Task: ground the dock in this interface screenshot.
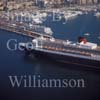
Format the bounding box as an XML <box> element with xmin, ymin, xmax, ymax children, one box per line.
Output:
<box><xmin>0</xmin><ymin>19</ymin><xmax>52</xmax><ymax>39</ymax></box>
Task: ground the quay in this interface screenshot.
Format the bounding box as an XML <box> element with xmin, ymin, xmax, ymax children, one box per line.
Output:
<box><xmin>0</xmin><ymin>20</ymin><xmax>52</xmax><ymax>39</ymax></box>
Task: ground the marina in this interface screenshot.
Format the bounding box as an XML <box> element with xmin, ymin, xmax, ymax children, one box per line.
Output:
<box><xmin>0</xmin><ymin>7</ymin><xmax>100</xmax><ymax>39</ymax></box>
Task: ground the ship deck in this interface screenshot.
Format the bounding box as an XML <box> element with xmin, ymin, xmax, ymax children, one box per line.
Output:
<box><xmin>38</xmin><ymin>38</ymin><xmax>100</xmax><ymax>59</ymax></box>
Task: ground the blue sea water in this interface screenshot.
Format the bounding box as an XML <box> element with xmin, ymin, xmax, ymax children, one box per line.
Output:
<box><xmin>44</xmin><ymin>12</ymin><xmax>100</xmax><ymax>44</ymax></box>
<box><xmin>0</xmin><ymin>13</ymin><xmax>100</xmax><ymax>100</ymax></box>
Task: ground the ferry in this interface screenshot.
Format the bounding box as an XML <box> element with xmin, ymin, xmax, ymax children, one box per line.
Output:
<box><xmin>20</xmin><ymin>36</ymin><xmax>100</xmax><ymax>69</ymax></box>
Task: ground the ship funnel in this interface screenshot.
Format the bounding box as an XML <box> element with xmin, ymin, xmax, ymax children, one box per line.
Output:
<box><xmin>78</xmin><ymin>37</ymin><xmax>87</xmax><ymax>44</ymax></box>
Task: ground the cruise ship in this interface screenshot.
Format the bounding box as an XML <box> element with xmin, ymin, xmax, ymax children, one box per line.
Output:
<box><xmin>19</xmin><ymin>36</ymin><xmax>100</xmax><ymax>69</ymax></box>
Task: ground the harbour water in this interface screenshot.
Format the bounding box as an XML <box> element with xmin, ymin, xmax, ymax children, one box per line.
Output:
<box><xmin>0</xmin><ymin>13</ymin><xmax>100</xmax><ymax>100</ymax></box>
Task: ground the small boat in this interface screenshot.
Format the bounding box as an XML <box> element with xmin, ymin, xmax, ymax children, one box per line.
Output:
<box><xmin>98</xmin><ymin>36</ymin><xmax>100</xmax><ymax>39</ymax></box>
<box><xmin>94</xmin><ymin>12</ymin><xmax>100</xmax><ymax>18</ymax></box>
<box><xmin>33</xmin><ymin>18</ymin><xmax>42</xmax><ymax>24</ymax></box>
<box><xmin>84</xmin><ymin>33</ymin><xmax>90</xmax><ymax>36</ymax></box>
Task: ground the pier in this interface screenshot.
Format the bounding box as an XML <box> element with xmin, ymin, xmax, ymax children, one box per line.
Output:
<box><xmin>0</xmin><ymin>19</ymin><xmax>52</xmax><ymax>39</ymax></box>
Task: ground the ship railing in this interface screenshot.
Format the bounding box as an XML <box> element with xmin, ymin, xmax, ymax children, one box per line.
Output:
<box><xmin>42</xmin><ymin>42</ymin><xmax>92</xmax><ymax>56</ymax></box>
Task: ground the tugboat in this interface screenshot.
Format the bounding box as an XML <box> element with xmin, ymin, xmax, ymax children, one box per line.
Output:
<box><xmin>19</xmin><ymin>36</ymin><xmax>100</xmax><ymax>69</ymax></box>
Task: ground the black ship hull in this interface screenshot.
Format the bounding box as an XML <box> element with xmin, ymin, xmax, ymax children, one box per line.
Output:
<box><xmin>28</xmin><ymin>49</ymin><xmax>100</xmax><ymax>69</ymax></box>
